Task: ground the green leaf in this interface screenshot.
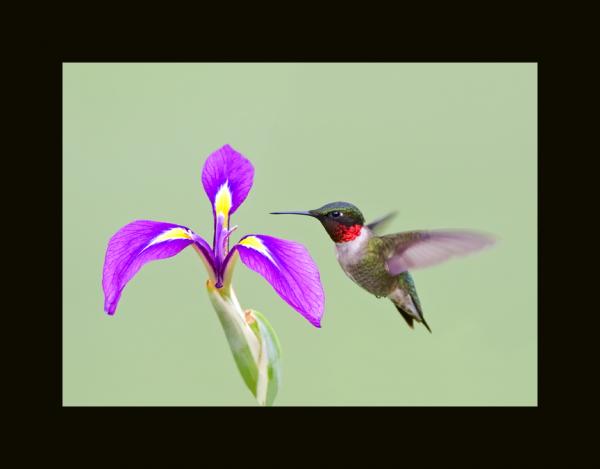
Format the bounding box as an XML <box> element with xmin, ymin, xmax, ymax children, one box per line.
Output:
<box><xmin>249</xmin><ymin>309</ymin><xmax>282</xmax><ymax>407</ymax></box>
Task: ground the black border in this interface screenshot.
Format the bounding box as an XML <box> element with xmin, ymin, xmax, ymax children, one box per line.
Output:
<box><xmin>30</xmin><ymin>56</ymin><xmax>560</xmax><ymax>459</ymax></box>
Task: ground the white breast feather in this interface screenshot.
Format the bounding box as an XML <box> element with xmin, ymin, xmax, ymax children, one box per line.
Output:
<box><xmin>335</xmin><ymin>228</ymin><xmax>371</xmax><ymax>268</ymax></box>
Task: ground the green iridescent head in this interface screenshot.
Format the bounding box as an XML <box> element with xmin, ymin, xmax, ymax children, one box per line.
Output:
<box><xmin>308</xmin><ymin>201</ymin><xmax>365</xmax><ymax>226</ymax></box>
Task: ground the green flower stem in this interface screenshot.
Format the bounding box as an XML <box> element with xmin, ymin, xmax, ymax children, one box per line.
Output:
<box><xmin>206</xmin><ymin>279</ymin><xmax>281</xmax><ymax>406</ymax></box>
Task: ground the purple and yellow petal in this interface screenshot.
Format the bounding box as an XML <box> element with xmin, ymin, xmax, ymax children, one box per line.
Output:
<box><xmin>102</xmin><ymin>220</ymin><xmax>214</xmax><ymax>315</ymax></box>
<box><xmin>235</xmin><ymin>234</ymin><xmax>325</xmax><ymax>327</ymax></box>
<box><xmin>201</xmin><ymin>144</ymin><xmax>254</xmax><ymax>223</ymax></box>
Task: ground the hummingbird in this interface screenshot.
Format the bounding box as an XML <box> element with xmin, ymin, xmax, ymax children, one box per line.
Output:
<box><xmin>271</xmin><ymin>202</ymin><xmax>494</xmax><ymax>332</ymax></box>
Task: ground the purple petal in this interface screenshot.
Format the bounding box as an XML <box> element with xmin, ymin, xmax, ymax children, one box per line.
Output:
<box><xmin>235</xmin><ymin>234</ymin><xmax>325</xmax><ymax>327</ymax></box>
<box><xmin>385</xmin><ymin>230</ymin><xmax>495</xmax><ymax>276</ymax></box>
<box><xmin>201</xmin><ymin>144</ymin><xmax>254</xmax><ymax>216</ymax></box>
<box><xmin>102</xmin><ymin>220</ymin><xmax>214</xmax><ymax>315</ymax></box>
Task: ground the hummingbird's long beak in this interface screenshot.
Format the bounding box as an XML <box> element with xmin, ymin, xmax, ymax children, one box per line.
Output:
<box><xmin>270</xmin><ymin>210</ymin><xmax>316</xmax><ymax>217</ymax></box>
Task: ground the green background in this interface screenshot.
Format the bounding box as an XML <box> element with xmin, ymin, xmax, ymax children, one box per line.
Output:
<box><xmin>63</xmin><ymin>63</ymin><xmax>536</xmax><ymax>406</ymax></box>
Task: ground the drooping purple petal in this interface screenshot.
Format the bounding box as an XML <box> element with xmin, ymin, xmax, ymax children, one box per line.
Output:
<box><xmin>201</xmin><ymin>144</ymin><xmax>254</xmax><ymax>217</ymax></box>
<box><xmin>102</xmin><ymin>220</ymin><xmax>215</xmax><ymax>315</ymax></box>
<box><xmin>234</xmin><ymin>234</ymin><xmax>325</xmax><ymax>327</ymax></box>
<box><xmin>385</xmin><ymin>230</ymin><xmax>495</xmax><ymax>276</ymax></box>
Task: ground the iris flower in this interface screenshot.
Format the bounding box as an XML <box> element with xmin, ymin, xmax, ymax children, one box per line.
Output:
<box><xmin>102</xmin><ymin>144</ymin><xmax>325</xmax><ymax>405</ymax></box>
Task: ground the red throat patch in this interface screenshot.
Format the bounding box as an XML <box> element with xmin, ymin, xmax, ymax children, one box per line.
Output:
<box><xmin>334</xmin><ymin>224</ymin><xmax>362</xmax><ymax>243</ymax></box>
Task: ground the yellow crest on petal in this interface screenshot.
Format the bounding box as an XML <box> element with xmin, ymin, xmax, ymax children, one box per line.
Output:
<box><xmin>215</xmin><ymin>182</ymin><xmax>233</xmax><ymax>227</ymax></box>
<box><xmin>239</xmin><ymin>236</ymin><xmax>276</xmax><ymax>265</ymax></box>
<box><xmin>144</xmin><ymin>227</ymin><xmax>192</xmax><ymax>251</ymax></box>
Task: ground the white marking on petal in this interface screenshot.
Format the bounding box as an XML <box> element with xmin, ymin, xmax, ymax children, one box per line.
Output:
<box><xmin>142</xmin><ymin>227</ymin><xmax>192</xmax><ymax>252</ymax></box>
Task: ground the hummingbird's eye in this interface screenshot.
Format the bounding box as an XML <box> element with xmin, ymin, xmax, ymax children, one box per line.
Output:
<box><xmin>331</xmin><ymin>211</ymin><xmax>342</xmax><ymax>218</ymax></box>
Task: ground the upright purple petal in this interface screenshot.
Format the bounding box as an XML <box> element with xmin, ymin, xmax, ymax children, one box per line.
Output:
<box><xmin>201</xmin><ymin>144</ymin><xmax>254</xmax><ymax>217</ymax></box>
<box><xmin>234</xmin><ymin>234</ymin><xmax>325</xmax><ymax>327</ymax></box>
<box><xmin>102</xmin><ymin>220</ymin><xmax>214</xmax><ymax>315</ymax></box>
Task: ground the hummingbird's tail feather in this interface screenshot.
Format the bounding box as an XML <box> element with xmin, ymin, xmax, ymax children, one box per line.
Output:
<box><xmin>390</xmin><ymin>298</ymin><xmax>432</xmax><ymax>333</ymax></box>
<box><xmin>389</xmin><ymin>274</ymin><xmax>432</xmax><ymax>333</ymax></box>
<box><xmin>420</xmin><ymin>316</ymin><xmax>432</xmax><ymax>333</ymax></box>
<box><xmin>393</xmin><ymin>302</ymin><xmax>415</xmax><ymax>329</ymax></box>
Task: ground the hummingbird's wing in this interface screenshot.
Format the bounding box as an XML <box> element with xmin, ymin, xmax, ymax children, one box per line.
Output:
<box><xmin>366</xmin><ymin>211</ymin><xmax>397</xmax><ymax>233</ymax></box>
<box><xmin>381</xmin><ymin>230</ymin><xmax>495</xmax><ymax>276</ymax></box>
